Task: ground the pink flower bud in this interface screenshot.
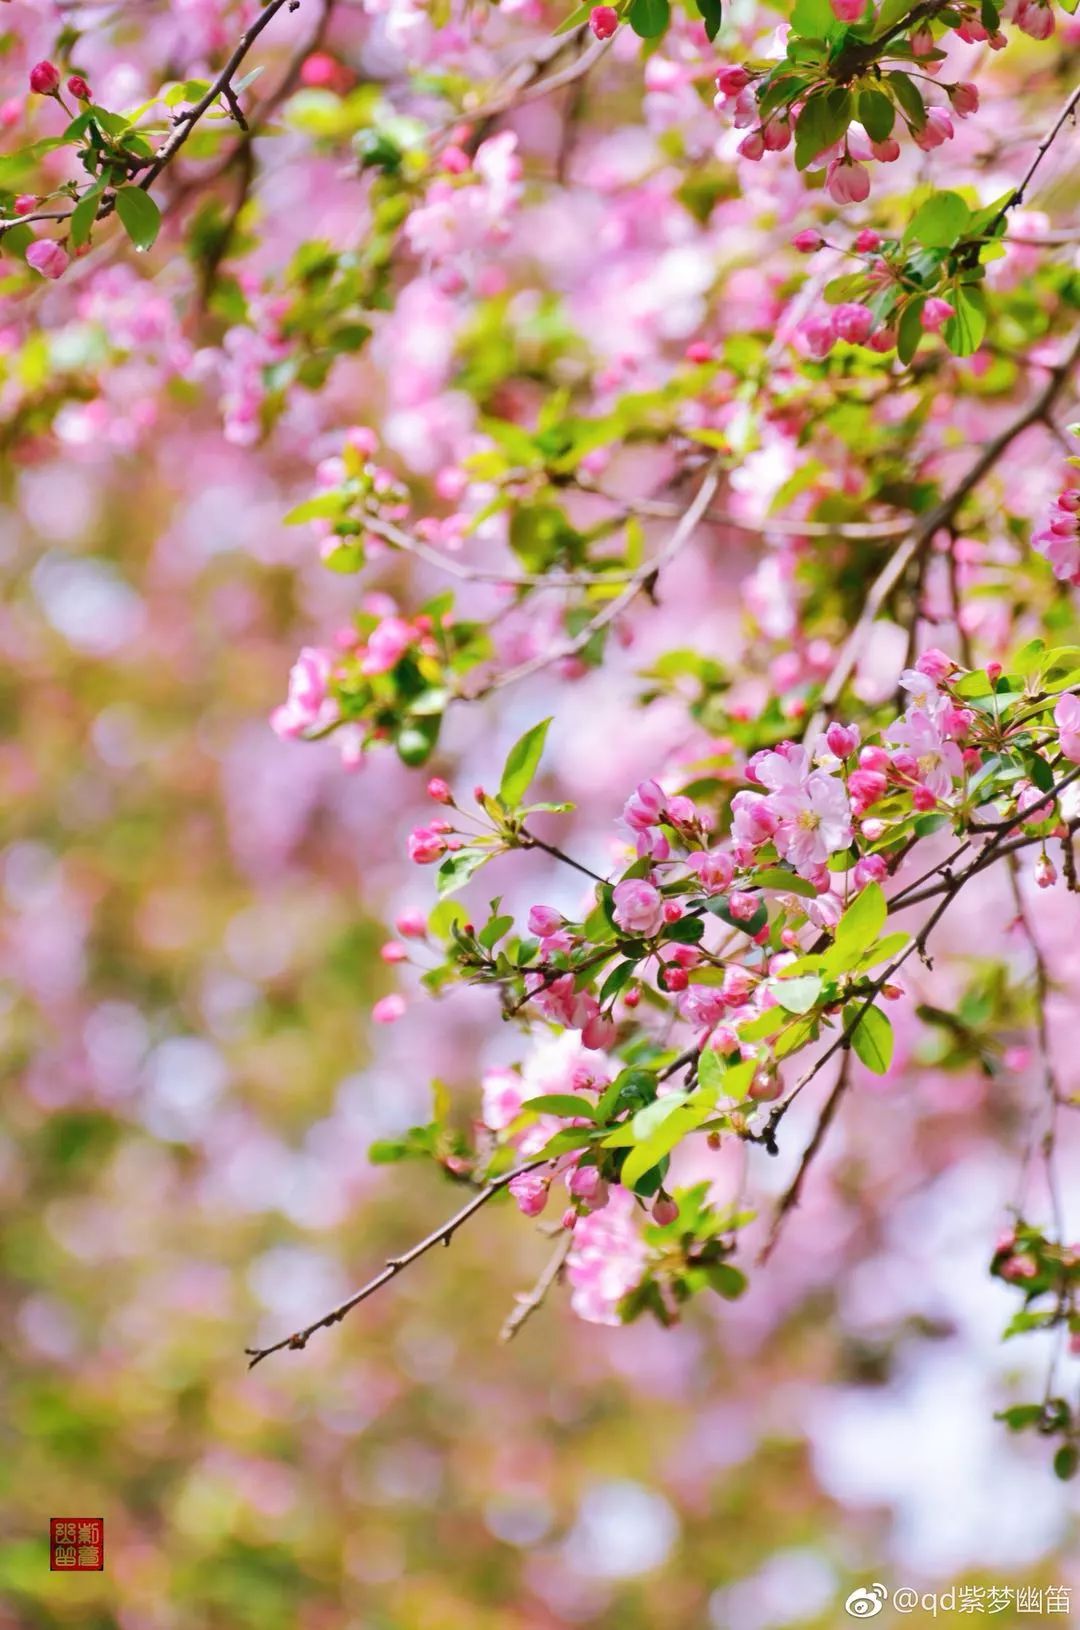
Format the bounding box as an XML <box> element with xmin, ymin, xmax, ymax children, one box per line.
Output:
<box><xmin>854</xmin><ymin>228</ymin><xmax>882</xmax><ymax>252</ymax></box>
<box><xmin>949</xmin><ymin>81</ymin><xmax>979</xmax><ymax>117</ymax></box>
<box><xmin>662</xmin><ymin>900</ymin><xmax>683</xmax><ymax>924</ymax></box>
<box><xmin>715</xmin><ymin>65</ymin><xmax>750</xmax><ymax>97</ymax></box>
<box><xmin>29</xmin><ymin>60</ymin><xmax>60</xmax><ymax>95</ymax></box>
<box><xmin>832</xmin><ymin>301</ymin><xmax>875</xmax><ymax>346</ymax></box>
<box><xmin>380</xmin><ymin>941</ymin><xmax>407</xmax><ymax>963</ymax></box>
<box><xmin>870</xmin><ymin>137</ymin><xmax>901</xmax><ymax>162</ymax></box>
<box><xmin>737</xmin><ymin>130</ymin><xmax>765</xmax><ymax>161</ymax></box>
<box><xmin>662</xmin><ymin>964</ymin><xmax>689</xmax><ymax>992</ymax></box>
<box><xmin>762</xmin><ymin>117</ymin><xmax>791</xmax><ymax>152</ymax></box>
<box><xmin>1034</xmin><ymin>854</ymin><xmax>1057</xmax><ymax>889</ymax></box>
<box><xmin>426</xmin><ymin>776</ymin><xmax>452</xmax><ymax>803</ymax></box>
<box><xmin>509</xmin><ymin>1171</ymin><xmax>549</xmax><ymax>1217</ymax></box>
<box><xmin>372</xmin><ymin>994</ymin><xmax>406</xmax><ymax>1024</ymax></box>
<box><xmin>395</xmin><ymin>908</ymin><xmax>427</xmax><ymax>938</ymax></box>
<box><xmin>913</xmin><ymin>108</ymin><xmax>954</xmax><ymax>152</ymax></box>
<box><xmin>792</xmin><ymin>229</ymin><xmax>824</xmax><ymax>253</ymax></box>
<box><xmin>528</xmin><ymin>904</ymin><xmax>563</xmax><ymax>938</ymax></box>
<box><xmin>921</xmin><ymin>297</ymin><xmax>954</xmax><ymax>333</ymax></box>
<box><xmin>407</xmin><ymin>826</ymin><xmax>446</xmax><ymax>864</ymax></box>
<box><xmin>590</xmin><ymin>4</ymin><xmax>619</xmax><ymax>37</ymax></box>
<box><xmin>985</xmin><ymin>660</ymin><xmax>1002</xmax><ymax>684</ymax></box>
<box><xmin>912</xmin><ymin>785</ymin><xmax>936</xmax><ymax>812</ymax></box>
<box><xmin>853</xmin><ymin>854</ymin><xmax>887</xmax><ymax>888</ymax></box>
<box><xmin>25</xmin><ymin>238</ymin><xmax>67</xmax><ymax>279</ymax></box>
<box><xmin>612</xmin><ymin>878</ymin><xmax>665</xmax><ymax>936</ymax></box>
<box><xmin>831</xmin><ymin>0</ymin><xmax>864</xmax><ymax>17</ymax></box>
<box><xmin>14</xmin><ymin>194</ymin><xmax>36</xmax><ymax>215</ymax></box>
<box><xmin>652</xmin><ymin>1195</ymin><xmax>680</xmax><ymax>1226</ymax></box>
<box><xmin>727</xmin><ymin>890</ymin><xmax>759</xmax><ymax>922</ymax></box>
<box><xmin>826</xmin><ymin>158</ymin><xmax>870</xmax><ymax>205</ymax></box>
<box><xmin>825</xmin><ymin>721</ymin><xmax>860</xmax><ymax>759</ymax></box>
<box><xmin>66</xmin><ymin>74</ymin><xmax>92</xmax><ymax>100</ymax></box>
<box><xmin>915</xmin><ymin>647</ymin><xmax>955</xmax><ymax>681</ymax></box>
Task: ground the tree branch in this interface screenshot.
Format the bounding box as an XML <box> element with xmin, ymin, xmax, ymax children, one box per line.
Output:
<box><xmin>244</xmin><ymin>1156</ymin><xmax>545</xmax><ymax>1367</ymax></box>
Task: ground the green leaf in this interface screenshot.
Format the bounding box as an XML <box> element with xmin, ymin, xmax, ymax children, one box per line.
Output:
<box><xmin>704</xmin><ymin>1262</ymin><xmax>747</xmax><ymax>1299</ymax></box>
<box><xmin>520</xmin><ymin>1093</ymin><xmax>598</xmax><ymax>1120</ymax></box>
<box><xmin>435</xmin><ymin>849</ymin><xmax>489</xmax><ymax>897</ymax></box>
<box><xmin>905</xmin><ymin>189</ymin><xmax>971</xmax><ymax>249</ymax></box>
<box><xmin>790</xmin><ymin>0</ymin><xmax>838</xmax><ymax>34</ymax></box>
<box><xmin>943</xmin><ymin>283</ymin><xmax>987</xmax><ymax>357</ymax></box>
<box><xmin>887</xmin><ymin>70</ymin><xmax>926</xmax><ymax>130</ymax></box>
<box><xmin>794</xmin><ymin>88</ymin><xmax>852</xmax><ymax>170</ymax></box>
<box><xmin>769</xmin><ymin>973</ymin><xmax>823</xmax><ymax>1014</ymax></box>
<box><xmin>621</xmin><ymin>1102</ymin><xmax>707</xmax><ymax>1188</ymax></box>
<box><xmin>498</xmin><ymin>717</ymin><xmax>552</xmax><ymax>808</ymax></box>
<box><xmin>845</xmin><ymin>1002</ymin><xmax>894</xmax><ymax>1074</ymax></box>
<box><xmin>1053</xmin><ymin>1444</ymin><xmax>1078</xmax><ymax>1480</ymax></box>
<box><xmin>835</xmin><ymin>883</ymin><xmax>887</xmax><ymax>956</ymax></box>
<box><xmin>750</xmin><ymin>866</ymin><xmax>818</xmax><ymax>897</ymax></box>
<box><xmin>897</xmin><ymin>296</ymin><xmax>925</xmax><ymax>365</ymax></box>
<box><xmin>114</xmin><ymin>185</ymin><xmax>161</xmax><ymax>251</ymax></box>
<box><xmin>69</xmin><ymin>184</ymin><xmax>104</xmax><ymax>251</ymax></box>
<box><xmin>628</xmin><ymin>0</ymin><xmax>671</xmax><ymax>35</ymax></box>
<box><xmin>395</xmin><ymin>714</ymin><xmax>441</xmax><ymax>766</ymax></box>
<box><xmin>695</xmin><ymin>0</ymin><xmax>724</xmax><ymax>40</ymax></box>
<box><xmin>283</xmin><ymin>493</ymin><xmax>345</xmax><ymax>524</ymax></box>
<box><xmin>858</xmin><ymin>87</ymin><xmax>895</xmax><ymax>142</ymax></box>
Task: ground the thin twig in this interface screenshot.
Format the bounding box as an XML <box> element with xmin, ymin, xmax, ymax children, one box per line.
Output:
<box><xmin>245</xmin><ymin>1156</ymin><xmax>544</xmax><ymax>1367</ymax></box>
<box><xmin>499</xmin><ymin>1229</ymin><xmax>574</xmax><ymax>1342</ymax></box>
<box><xmin>759</xmin><ymin>1053</ymin><xmax>852</xmax><ymax>1264</ymax></box>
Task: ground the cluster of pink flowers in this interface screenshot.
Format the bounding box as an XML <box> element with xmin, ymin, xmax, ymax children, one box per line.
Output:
<box><xmin>712</xmin><ymin>21</ymin><xmax>988</xmax><ymax>204</ymax></box>
<box><xmin>1032</xmin><ymin>485</ymin><xmax>1080</xmax><ymax>584</ymax></box>
<box><xmin>404</xmin><ymin>132</ymin><xmax>523</xmax><ymax>292</ymax></box>
<box><xmin>793</xmin><ymin>294</ymin><xmax>955</xmax><ymax>360</ymax></box>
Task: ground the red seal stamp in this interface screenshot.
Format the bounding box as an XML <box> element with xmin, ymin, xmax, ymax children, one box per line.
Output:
<box><xmin>49</xmin><ymin>1519</ymin><xmax>104</xmax><ymax>1571</ymax></box>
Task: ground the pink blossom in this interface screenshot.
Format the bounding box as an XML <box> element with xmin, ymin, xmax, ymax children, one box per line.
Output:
<box><xmin>509</xmin><ymin>1171</ymin><xmax>549</xmax><ymax>1217</ymax></box>
<box><xmin>528</xmin><ymin>904</ymin><xmax>564</xmax><ymax>937</ymax></box>
<box><xmin>482</xmin><ymin>1067</ymin><xmax>526</xmax><ymax>1131</ymax></box>
<box><xmin>854</xmin><ymin>229</ymin><xmax>882</xmax><ymax>252</ymax></box>
<box><xmin>913</xmin><ymin>109</ymin><xmax>954</xmax><ymax>151</ymax></box>
<box><xmin>25</xmin><ymin>239</ymin><xmax>68</xmax><ymax>281</ymax></box>
<box><xmin>792</xmin><ymin>229</ymin><xmax>824</xmax><ymax>253</ymax></box>
<box><xmin>270</xmin><ymin>647</ymin><xmax>336</xmax><ymax>738</ymax></box>
<box><xmin>623</xmin><ymin>780</ymin><xmax>666</xmax><ymax>830</ymax></box>
<box><xmin>887</xmin><ymin>706</ymin><xmax>964</xmax><ymax>798</ymax></box>
<box><xmin>769</xmin><ymin>770</ymin><xmax>852</xmax><ymax>875</ymax></box>
<box><xmin>825</xmin><ymin>721</ymin><xmax>860</xmax><ymax>759</ymax></box>
<box><xmin>688</xmin><ymin>849</ymin><xmax>734</xmax><ymax>893</ymax></box>
<box><xmin>566</xmin><ymin>1187</ymin><xmax>648</xmax><ymax>1324</ymax></box>
<box><xmin>832</xmin><ymin>302</ymin><xmax>875</xmax><ymax>346</ymax></box>
<box><xmin>915</xmin><ymin>647</ymin><xmax>955</xmax><ymax>682</ymax></box>
<box><xmin>1055</xmin><ymin>693</ymin><xmax>1080</xmax><ymax>763</ymax></box>
<box><xmin>831</xmin><ymin>0</ymin><xmax>864</xmax><ymax>17</ymax></box>
<box><xmin>612</xmin><ymin>879</ymin><xmax>665</xmax><ymax>936</ymax></box>
<box><xmin>361</xmin><ymin>616</ymin><xmax>415</xmax><ymax>676</ymax></box>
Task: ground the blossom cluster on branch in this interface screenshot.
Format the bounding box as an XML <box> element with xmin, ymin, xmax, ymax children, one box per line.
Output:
<box><xmin>3</xmin><ymin>0</ymin><xmax>1079</xmax><ymax>1478</ymax></box>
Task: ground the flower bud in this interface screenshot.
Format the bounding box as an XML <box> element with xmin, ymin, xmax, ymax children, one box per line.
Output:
<box><xmin>590</xmin><ymin>4</ymin><xmax>619</xmax><ymax>38</ymax></box>
<box><xmin>426</xmin><ymin>776</ymin><xmax>452</xmax><ymax>803</ymax></box>
<box><xmin>29</xmin><ymin>60</ymin><xmax>60</xmax><ymax>96</ymax></box>
<box><xmin>652</xmin><ymin>1195</ymin><xmax>680</xmax><ymax>1226</ymax></box>
<box><xmin>66</xmin><ymin>74</ymin><xmax>92</xmax><ymax>100</ymax></box>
